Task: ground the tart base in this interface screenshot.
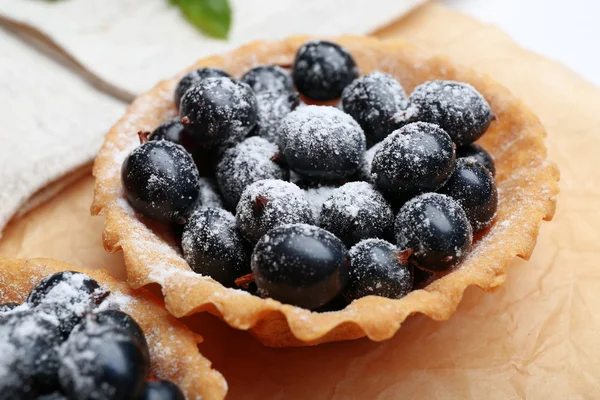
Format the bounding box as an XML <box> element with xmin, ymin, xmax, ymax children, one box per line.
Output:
<box><xmin>0</xmin><ymin>258</ymin><xmax>227</xmax><ymax>399</ymax></box>
<box><xmin>91</xmin><ymin>35</ymin><xmax>559</xmax><ymax>347</ymax></box>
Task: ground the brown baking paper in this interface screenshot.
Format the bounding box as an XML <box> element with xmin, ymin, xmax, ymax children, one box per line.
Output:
<box><xmin>0</xmin><ymin>2</ymin><xmax>598</xmax><ymax>398</ymax></box>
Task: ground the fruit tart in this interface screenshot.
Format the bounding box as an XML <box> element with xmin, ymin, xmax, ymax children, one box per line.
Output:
<box><xmin>92</xmin><ymin>36</ymin><xmax>559</xmax><ymax>347</ymax></box>
<box><xmin>0</xmin><ymin>258</ymin><xmax>227</xmax><ymax>399</ymax></box>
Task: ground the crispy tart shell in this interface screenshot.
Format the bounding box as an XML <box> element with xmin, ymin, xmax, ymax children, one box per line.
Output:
<box><xmin>91</xmin><ymin>36</ymin><xmax>559</xmax><ymax>347</ymax></box>
<box><xmin>0</xmin><ymin>258</ymin><xmax>227</xmax><ymax>400</ymax></box>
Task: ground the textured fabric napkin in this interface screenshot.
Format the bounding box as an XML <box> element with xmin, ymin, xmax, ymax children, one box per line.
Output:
<box><xmin>0</xmin><ymin>0</ymin><xmax>424</xmax><ymax>235</ymax></box>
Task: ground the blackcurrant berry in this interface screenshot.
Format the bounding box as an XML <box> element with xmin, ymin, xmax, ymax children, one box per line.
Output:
<box><xmin>395</xmin><ymin>193</ymin><xmax>473</xmax><ymax>272</ymax></box>
<box><xmin>280</xmin><ymin>105</ymin><xmax>366</xmax><ymax>180</ymax></box>
<box><xmin>121</xmin><ymin>140</ymin><xmax>201</xmax><ymax>223</ymax></box>
<box><xmin>58</xmin><ymin>314</ymin><xmax>149</xmax><ymax>400</ymax></box>
<box><xmin>254</xmin><ymin>91</ymin><xmax>301</xmax><ymax>145</ymax></box>
<box><xmin>37</xmin><ymin>392</ymin><xmax>67</xmax><ymax>399</ymax></box>
<box><xmin>180</xmin><ymin>77</ymin><xmax>257</xmax><ymax>148</ymax></box>
<box><xmin>0</xmin><ymin>310</ymin><xmax>63</xmax><ymax>397</ymax></box>
<box><xmin>409</xmin><ymin>80</ymin><xmax>493</xmax><ymax>147</ymax></box>
<box><xmin>140</xmin><ymin>380</ymin><xmax>185</xmax><ymax>400</ymax></box>
<box><xmin>236</xmin><ymin>179</ymin><xmax>314</xmax><ymax>242</ymax></box>
<box><xmin>343</xmin><ymin>239</ymin><xmax>413</xmax><ymax>302</ymax></box>
<box><xmin>320</xmin><ymin>182</ymin><xmax>394</xmax><ymax>247</ymax></box>
<box><xmin>342</xmin><ymin>72</ymin><xmax>414</xmax><ymax>144</ymax></box>
<box><xmin>182</xmin><ymin>207</ymin><xmax>251</xmax><ymax>287</ymax></box>
<box><xmin>91</xmin><ymin>310</ymin><xmax>149</xmax><ymax>362</ymax></box>
<box><xmin>174</xmin><ymin>67</ymin><xmax>231</xmax><ymax>109</ymax></box>
<box><xmin>27</xmin><ymin>271</ymin><xmax>108</xmax><ymax>336</ymax></box>
<box><xmin>292</xmin><ymin>40</ymin><xmax>359</xmax><ymax>100</ymax></box>
<box><xmin>371</xmin><ymin>122</ymin><xmax>455</xmax><ymax>201</ymax></box>
<box><xmin>251</xmin><ymin>223</ymin><xmax>350</xmax><ymax>310</ymax></box>
<box><xmin>439</xmin><ymin>158</ymin><xmax>498</xmax><ymax>232</ymax></box>
<box><xmin>241</xmin><ymin>65</ymin><xmax>293</xmax><ymax>94</ymax></box>
<box><xmin>216</xmin><ymin>136</ymin><xmax>288</xmax><ymax>208</ymax></box>
<box><xmin>457</xmin><ymin>143</ymin><xmax>496</xmax><ymax>176</ymax></box>
<box><xmin>149</xmin><ymin>119</ymin><xmax>197</xmax><ymax>151</ymax></box>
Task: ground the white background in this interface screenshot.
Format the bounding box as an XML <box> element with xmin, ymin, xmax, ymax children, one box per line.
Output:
<box><xmin>446</xmin><ymin>0</ymin><xmax>600</xmax><ymax>87</ymax></box>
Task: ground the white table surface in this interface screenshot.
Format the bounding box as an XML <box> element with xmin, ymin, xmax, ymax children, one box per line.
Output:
<box><xmin>446</xmin><ymin>0</ymin><xmax>600</xmax><ymax>87</ymax></box>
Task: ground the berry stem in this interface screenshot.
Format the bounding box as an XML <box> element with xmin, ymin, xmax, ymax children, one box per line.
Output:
<box><xmin>277</xmin><ymin>62</ymin><xmax>292</xmax><ymax>69</ymax></box>
<box><xmin>235</xmin><ymin>273</ymin><xmax>255</xmax><ymax>289</ymax></box>
<box><xmin>138</xmin><ymin>131</ymin><xmax>151</xmax><ymax>144</ymax></box>
<box><xmin>396</xmin><ymin>248</ymin><xmax>413</xmax><ymax>265</ymax></box>
<box><xmin>252</xmin><ymin>195</ymin><xmax>269</xmax><ymax>217</ymax></box>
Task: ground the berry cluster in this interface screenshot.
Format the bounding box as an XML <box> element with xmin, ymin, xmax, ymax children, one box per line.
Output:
<box><xmin>122</xmin><ymin>40</ymin><xmax>498</xmax><ymax>311</ymax></box>
<box><xmin>0</xmin><ymin>271</ymin><xmax>184</xmax><ymax>399</ymax></box>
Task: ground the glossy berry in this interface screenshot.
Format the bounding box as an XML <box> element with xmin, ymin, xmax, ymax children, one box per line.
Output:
<box><xmin>254</xmin><ymin>91</ymin><xmax>301</xmax><ymax>145</ymax></box>
<box><xmin>182</xmin><ymin>207</ymin><xmax>251</xmax><ymax>287</ymax></box>
<box><xmin>91</xmin><ymin>310</ymin><xmax>149</xmax><ymax>361</ymax></box>
<box><xmin>27</xmin><ymin>271</ymin><xmax>108</xmax><ymax>336</ymax></box>
<box><xmin>236</xmin><ymin>179</ymin><xmax>314</xmax><ymax>242</ymax></box>
<box><xmin>241</xmin><ymin>65</ymin><xmax>294</xmax><ymax>94</ymax></box>
<box><xmin>395</xmin><ymin>193</ymin><xmax>473</xmax><ymax>272</ymax></box>
<box><xmin>320</xmin><ymin>182</ymin><xmax>394</xmax><ymax>247</ymax></box>
<box><xmin>122</xmin><ymin>140</ymin><xmax>200</xmax><ymax>223</ymax></box>
<box><xmin>0</xmin><ymin>310</ymin><xmax>63</xmax><ymax>397</ymax></box>
<box><xmin>412</xmin><ymin>267</ymin><xmax>435</xmax><ymax>289</ymax></box>
<box><xmin>439</xmin><ymin>158</ymin><xmax>498</xmax><ymax>232</ymax></box>
<box><xmin>292</xmin><ymin>40</ymin><xmax>359</xmax><ymax>100</ymax></box>
<box><xmin>251</xmin><ymin>223</ymin><xmax>350</xmax><ymax>310</ymax></box>
<box><xmin>409</xmin><ymin>80</ymin><xmax>493</xmax><ymax>146</ymax></box>
<box><xmin>58</xmin><ymin>314</ymin><xmax>150</xmax><ymax>400</ymax></box>
<box><xmin>216</xmin><ymin>136</ymin><xmax>288</xmax><ymax>208</ymax></box>
<box><xmin>140</xmin><ymin>380</ymin><xmax>186</xmax><ymax>400</ymax></box>
<box><xmin>149</xmin><ymin>120</ymin><xmax>197</xmax><ymax>151</ymax></box>
<box><xmin>371</xmin><ymin>122</ymin><xmax>455</xmax><ymax>201</ymax></box>
<box><xmin>180</xmin><ymin>77</ymin><xmax>258</xmax><ymax>148</ymax></box>
<box><xmin>343</xmin><ymin>239</ymin><xmax>413</xmax><ymax>302</ymax></box>
<box><xmin>280</xmin><ymin>105</ymin><xmax>366</xmax><ymax>180</ymax></box>
<box><xmin>457</xmin><ymin>143</ymin><xmax>496</xmax><ymax>176</ymax></box>
<box><xmin>342</xmin><ymin>72</ymin><xmax>414</xmax><ymax>144</ymax></box>
<box><xmin>174</xmin><ymin>67</ymin><xmax>231</xmax><ymax>109</ymax></box>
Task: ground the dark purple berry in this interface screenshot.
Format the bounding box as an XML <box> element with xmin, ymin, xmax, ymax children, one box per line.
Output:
<box><xmin>27</xmin><ymin>271</ymin><xmax>108</xmax><ymax>337</ymax></box>
<box><xmin>37</xmin><ymin>392</ymin><xmax>67</xmax><ymax>399</ymax></box>
<box><xmin>0</xmin><ymin>310</ymin><xmax>63</xmax><ymax>397</ymax></box>
<box><xmin>342</xmin><ymin>72</ymin><xmax>415</xmax><ymax>144</ymax></box>
<box><xmin>371</xmin><ymin>122</ymin><xmax>455</xmax><ymax>201</ymax></box>
<box><xmin>280</xmin><ymin>105</ymin><xmax>366</xmax><ymax>180</ymax></box>
<box><xmin>180</xmin><ymin>77</ymin><xmax>257</xmax><ymax>148</ymax></box>
<box><xmin>457</xmin><ymin>143</ymin><xmax>496</xmax><ymax>176</ymax></box>
<box><xmin>236</xmin><ymin>179</ymin><xmax>314</xmax><ymax>242</ymax></box>
<box><xmin>174</xmin><ymin>67</ymin><xmax>231</xmax><ymax>109</ymax></box>
<box><xmin>122</xmin><ymin>140</ymin><xmax>201</xmax><ymax>223</ymax></box>
<box><xmin>320</xmin><ymin>182</ymin><xmax>394</xmax><ymax>247</ymax></box>
<box><xmin>412</xmin><ymin>267</ymin><xmax>435</xmax><ymax>289</ymax></box>
<box><xmin>58</xmin><ymin>313</ymin><xmax>149</xmax><ymax>400</ymax></box>
<box><xmin>149</xmin><ymin>120</ymin><xmax>196</xmax><ymax>151</ymax></box>
<box><xmin>216</xmin><ymin>136</ymin><xmax>288</xmax><ymax>208</ymax></box>
<box><xmin>292</xmin><ymin>40</ymin><xmax>359</xmax><ymax>100</ymax></box>
<box><xmin>395</xmin><ymin>193</ymin><xmax>473</xmax><ymax>272</ymax></box>
<box><xmin>241</xmin><ymin>65</ymin><xmax>293</xmax><ymax>94</ymax></box>
<box><xmin>140</xmin><ymin>380</ymin><xmax>185</xmax><ymax>400</ymax></box>
<box><xmin>254</xmin><ymin>91</ymin><xmax>301</xmax><ymax>145</ymax></box>
<box><xmin>91</xmin><ymin>310</ymin><xmax>149</xmax><ymax>362</ymax></box>
<box><xmin>439</xmin><ymin>158</ymin><xmax>498</xmax><ymax>232</ymax></box>
<box><xmin>409</xmin><ymin>80</ymin><xmax>493</xmax><ymax>146</ymax></box>
<box><xmin>343</xmin><ymin>239</ymin><xmax>413</xmax><ymax>302</ymax></box>
<box><xmin>182</xmin><ymin>207</ymin><xmax>251</xmax><ymax>287</ymax></box>
<box><xmin>251</xmin><ymin>223</ymin><xmax>350</xmax><ymax>310</ymax></box>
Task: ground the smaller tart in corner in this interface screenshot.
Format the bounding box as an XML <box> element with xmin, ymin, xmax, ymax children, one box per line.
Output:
<box><xmin>0</xmin><ymin>258</ymin><xmax>228</xmax><ymax>400</ymax></box>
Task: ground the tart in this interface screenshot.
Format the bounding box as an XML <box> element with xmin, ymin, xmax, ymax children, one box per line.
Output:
<box><xmin>92</xmin><ymin>35</ymin><xmax>559</xmax><ymax>347</ymax></box>
<box><xmin>0</xmin><ymin>258</ymin><xmax>227</xmax><ymax>399</ymax></box>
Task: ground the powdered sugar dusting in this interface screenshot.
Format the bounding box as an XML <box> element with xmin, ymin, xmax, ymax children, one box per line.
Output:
<box><xmin>303</xmin><ymin>185</ymin><xmax>337</xmax><ymax>223</ymax></box>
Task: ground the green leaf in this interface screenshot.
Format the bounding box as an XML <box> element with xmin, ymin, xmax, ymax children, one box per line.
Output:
<box><xmin>175</xmin><ymin>0</ymin><xmax>232</xmax><ymax>40</ymax></box>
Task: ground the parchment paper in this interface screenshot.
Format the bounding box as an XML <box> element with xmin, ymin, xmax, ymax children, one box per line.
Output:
<box><xmin>1</xmin><ymin>3</ymin><xmax>599</xmax><ymax>398</ymax></box>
